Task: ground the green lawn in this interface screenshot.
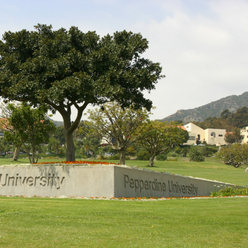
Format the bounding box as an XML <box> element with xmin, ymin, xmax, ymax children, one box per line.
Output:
<box><xmin>0</xmin><ymin>197</ymin><xmax>247</xmax><ymax>247</ymax></box>
<box><xmin>125</xmin><ymin>157</ymin><xmax>248</xmax><ymax>187</ymax></box>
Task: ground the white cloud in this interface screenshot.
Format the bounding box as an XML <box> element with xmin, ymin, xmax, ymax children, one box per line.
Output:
<box><xmin>128</xmin><ymin>0</ymin><xmax>248</xmax><ymax>119</ymax></box>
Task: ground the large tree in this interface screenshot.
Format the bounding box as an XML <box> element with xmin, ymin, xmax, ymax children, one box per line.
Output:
<box><xmin>138</xmin><ymin>121</ymin><xmax>189</xmax><ymax>166</ymax></box>
<box><xmin>88</xmin><ymin>102</ymin><xmax>150</xmax><ymax>164</ymax></box>
<box><xmin>0</xmin><ymin>24</ymin><xmax>164</xmax><ymax>161</ymax></box>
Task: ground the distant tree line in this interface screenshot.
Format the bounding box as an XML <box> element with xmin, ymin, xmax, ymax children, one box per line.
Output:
<box><xmin>194</xmin><ymin>107</ymin><xmax>248</xmax><ymax>131</ymax></box>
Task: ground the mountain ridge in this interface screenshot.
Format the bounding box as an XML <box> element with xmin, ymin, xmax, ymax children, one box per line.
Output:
<box><xmin>161</xmin><ymin>92</ymin><xmax>248</xmax><ymax>123</ymax></box>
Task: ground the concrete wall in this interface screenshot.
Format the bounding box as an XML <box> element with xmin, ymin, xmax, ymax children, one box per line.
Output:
<box><xmin>0</xmin><ymin>165</ymin><xmax>234</xmax><ymax>198</ymax></box>
<box><xmin>114</xmin><ymin>166</ymin><xmax>232</xmax><ymax>198</ymax></box>
<box><xmin>0</xmin><ymin>166</ymin><xmax>115</xmax><ymax>198</ymax></box>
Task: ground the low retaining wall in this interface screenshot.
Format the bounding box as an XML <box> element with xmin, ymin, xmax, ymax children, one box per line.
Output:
<box><xmin>0</xmin><ymin>165</ymin><xmax>235</xmax><ymax>198</ymax></box>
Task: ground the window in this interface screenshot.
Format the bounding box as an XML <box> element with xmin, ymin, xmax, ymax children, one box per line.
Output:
<box><xmin>218</xmin><ymin>134</ymin><xmax>223</xmax><ymax>137</ymax></box>
<box><xmin>188</xmin><ymin>136</ymin><xmax>195</xmax><ymax>140</ymax></box>
<box><xmin>211</xmin><ymin>132</ymin><xmax>216</xmax><ymax>138</ymax></box>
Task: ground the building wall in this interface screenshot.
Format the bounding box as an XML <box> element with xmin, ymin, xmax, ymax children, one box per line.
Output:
<box><xmin>204</xmin><ymin>128</ymin><xmax>226</xmax><ymax>146</ymax></box>
<box><xmin>184</xmin><ymin>123</ymin><xmax>205</xmax><ymax>144</ymax></box>
<box><xmin>184</xmin><ymin>123</ymin><xmax>226</xmax><ymax>145</ymax></box>
<box><xmin>241</xmin><ymin>127</ymin><xmax>248</xmax><ymax>144</ymax></box>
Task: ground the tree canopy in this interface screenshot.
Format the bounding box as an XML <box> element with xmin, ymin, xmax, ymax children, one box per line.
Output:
<box><xmin>3</xmin><ymin>103</ymin><xmax>55</xmax><ymax>163</ymax></box>
<box><xmin>224</xmin><ymin>127</ymin><xmax>244</xmax><ymax>144</ymax></box>
<box><xmin>138</xmin><ymin>121</ymin><xmax>189</xmax><ymax>166</ymax></box>
<box><xmin>0</xmin><ymin>24</ymin><xmax>164</xmax><ymax>161</ymax></box>
<box><xmin>217</xmin><ymin>143</ymin><xmax>248</xmax><ymax>168</ymax></box>
<box><xmin>195</xmin><ymin>107</ymin><xmax>248</xmax><ymax>131</ymax></box>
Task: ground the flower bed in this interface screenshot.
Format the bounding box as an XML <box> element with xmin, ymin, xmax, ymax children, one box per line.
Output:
<box><xmin>1</xmin><ymin>194</ymin><xmax>248</xmax><ymax>200</ymax></box>
<box><xmin>34</xmin><ymin>160</ymin><xmax>119</xmax><ymax>165</ymax></box>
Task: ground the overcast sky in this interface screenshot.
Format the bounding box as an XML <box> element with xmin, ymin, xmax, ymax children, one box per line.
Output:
<box><xmin>1</xmin><ymin>0</ymin><xmax>248</xmax><ymax>121</ymax></box>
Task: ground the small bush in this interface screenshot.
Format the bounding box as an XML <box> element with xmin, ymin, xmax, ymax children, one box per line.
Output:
<box><xmin>211</xmin><ymin>187</ymin><xmax>248</xmax><ymax>197</ymax></box>
<box><xmin>167</xmin><ymin>158</ymin><xmax>178</xmax><ymax>161</ymax></box>
<box><xmin>174</xmin><ymin>146</ymin><xmax>189</xmax><ymax>157</ymax></box>
<box><xmin>167</xmin><ymin>152</ymin><xmax>177</xmax><ymax>157</ymax></box>
<box><xmin>125</xmin><ymin>156</ymin><xmax>130</xmax><ymax>160</ymax></box>
<box><xmin>109</xmin><ymin>154</ymin><xmax>120</xmax><ymax>160</ymax></box>
<box><xmin>136</xmin><ymin>150</ymin><xmax>150</xmax><ymax>160</ymax></box>
<box><xmin>202</xmin><ymin>145</ymin><xmax>218</xmax><ymax>157</ymax></box>
<box><xmin>217</xmin><ymin>143</ymin><xmax>248</xmax><ymax>167</ymax></box>
<box><xmin>189</xmin><ymin>147</ymin><xmax>204</xmax><ymax>162</ymax></box>
<box><xmin>156</xmin><ymin>154</ymin><xmax>167</xmax><ymax>161</ymax></box>
<box><xmin>108</xmin><ymin>154</ymin><xmax>130</xmax><ymax>160</ymax></box>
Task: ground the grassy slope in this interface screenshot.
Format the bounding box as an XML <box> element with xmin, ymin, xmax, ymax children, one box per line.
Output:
<box><xmin>125</xmin><ymin>157</ymin><xmax>248</xmax><ymax>187</ymax></box>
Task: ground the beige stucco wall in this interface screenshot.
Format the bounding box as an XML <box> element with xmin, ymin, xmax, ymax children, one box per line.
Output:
<box><xmin>184</xmin><ymin>123</ymin><xmax>226</xmax><ymax>146</ymax></box>
<box><xmin>241</xmin><ymin>127</ymin><xmax>248</xmax><ymax>144</ymax></box>
<box><xmin>205</xmin><ymin>128</ymin><xmax>226</xmax><ymax>145</ymax></box>
<box><xmin>184</xmin><ymin>123</ymin><xmax>205</xmax><ymax>144</ymax></box>
<box><xmin>0</xmin><ymin>165</ymin><xmax>234</xmax><ymax>198</ymax></box>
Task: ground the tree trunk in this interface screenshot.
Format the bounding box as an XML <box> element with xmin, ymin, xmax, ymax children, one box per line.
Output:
<box><xmin>65</xmin><ymin>130</ymin><xmax>75</xmax><ymax>161</ymax></box>
<box><xmin>32</xmin><ymin>145</ymin><xmax>35</xmax><ymax>164</ymax></box>
<box><xmin>12</xmin><ymin>146</ymin><xmax>21</xmax><ymax>161</ymax></box>
<box><xmin>119</xmin><ymin>148</ymin><xmax>126</xmax><ymax>165</ymax></box>
<box><xmin>149</xmin><ymin>155</ymin><xmax>156</xmax><ymax>167</ymax></box>
<box><xmin>48</xmin><ymin>100</ymin><xmax>88</xmax><ymax>162</ymax></box>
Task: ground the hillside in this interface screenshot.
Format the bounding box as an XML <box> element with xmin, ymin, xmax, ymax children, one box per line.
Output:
<box><xmin>161</xmin><ymin>92</ymin><xmax>248</xmax><ymax>123</ymax></box>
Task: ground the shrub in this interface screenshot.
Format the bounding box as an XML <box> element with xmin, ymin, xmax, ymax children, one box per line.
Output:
<box><xmin>167</xmin><ymin>157</ymin><xmax>178</xmax><ymax>161</ymax></box>
<box><xmin>201</xmin><ymin>145</ymin><xmax>218</xmax><ymax>157</ymax></box>
<box><xmin>189</xmin><ymin>147</ymin><xmax>204</xmax><ymax>162</ymax></box>
<box><xmin>109</xmin><ymin>154</ymin><xmax>120</xmax><ymax>160</ymax></box>
<box><xmin>211</xmin><ymin>187</ymin><xmax>248</xmax><ymax>197</ymax></box>
<box><xmin>174</xmin><ymin>146</ymin><xmax>189</xmax><ymax>157</ymax></box>
<box><xmin>136</xmin><ymin>150</ymin><xmax>150</xmax><ymax>160</ymax></box>
<box><xmin>156</xmin><ymin>154</ymin><xmax>167</xmax><ymax>161</ymax></box>
<box><xmin>217</xmin><ymin>143</ymin><xmax>248</xmax><ymax>167</ymax></box>
<box><xmin>125</xmin><ymin>156</ymin><xmax>131</xmax><ymax>160</ymax></box>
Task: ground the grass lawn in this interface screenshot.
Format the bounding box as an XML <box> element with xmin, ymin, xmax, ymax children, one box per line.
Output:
<box><xmin>125</xmin><ymin>157</ymin><xmax>248</xmax><ymax>187</ymax></box>
<box><xmin>0</xmin><ymin>197</ymin><xmax>248</xmax><ymax>248</ymax></box>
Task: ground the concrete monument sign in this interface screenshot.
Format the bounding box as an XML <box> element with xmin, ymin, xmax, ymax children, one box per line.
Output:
<box><xmin>0</xmin><ymin>165</ymin><xmax>235</xmax><ymax>198</ymax></box>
